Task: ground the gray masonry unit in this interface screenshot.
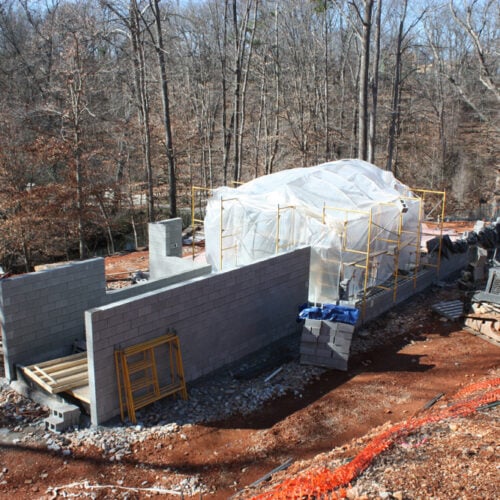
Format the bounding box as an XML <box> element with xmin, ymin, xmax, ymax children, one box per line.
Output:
<box><xmin>86</xmin><ymin>247</ymin><xmax>310</xmax><ymax>423</ymax></box>
<box><xmin>0</xmin><ymin>246</ymin><xmax>310</xmax><ymax>425</ymax></box>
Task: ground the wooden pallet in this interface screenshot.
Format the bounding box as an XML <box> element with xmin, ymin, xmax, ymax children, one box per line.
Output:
<box><xmin>22</xmin><ymin>352</ymin><xmax>88</xmax><ymax>394</ymax></box>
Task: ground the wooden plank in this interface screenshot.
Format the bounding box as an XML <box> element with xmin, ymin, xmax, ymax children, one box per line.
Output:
<box><xmin>22</xmin><ymin>369</ymin><xmax>57</xmax><ymax>394</ymax></box>
<box><xmin>32</xmin><ymin>366</ymin><xmax>57</xmax><ymax>384</ymax></box>
<box><xmin>464</xmin><ymin>327</ymin><xmax>500</xmax><ymax>347</ymax></box>
<box><xmin>67</xmin><ymin>385</ymin><xmax>90</xmax><ymax>405</ymax></box>
<box><xmin>52</xmin><ymin>373</ymin><xmax>89</xmax><ymax>393</ymax></box>
<box><xmin>43</xmin><ymin>357</ymin><xmax>87</xmax><ymax>375</ymax></box>
<box><xmin>44</xmin><ymin>363</ymin><xmax>88</xmax><ymax>381</ymax></box>
<box><xmin>464</xmin><ymin>313</ymin><xmax>499</xmax><ymax>321</ymax></box>
<box><xmin>32</xmin><ymin>352</ymin><xmax>87</xmax><ymax>370</ymax></box>
<box><xmin>22</xmin><ymin>352</ymin><xmax>88</xmax><ymax>394</ymax></box>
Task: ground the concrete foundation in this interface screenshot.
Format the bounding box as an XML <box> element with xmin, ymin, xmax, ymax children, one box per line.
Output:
<box><xmin>0</xmin><ymin>245</ymin><xmax>310</xmax><ymax>425</ymax></box>
<box><xmin>0</xmin><ymin>258</ymin><xmax>212</xmax><ymax>380</ymax></box>
<box><xmin>86</xmin><ymin>247</ymin><xmax>310</xmax><ymax>424</ymax></box>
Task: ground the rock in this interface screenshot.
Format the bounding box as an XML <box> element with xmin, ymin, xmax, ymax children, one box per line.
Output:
<box><xmin>346</xmin><ymin>486</ymin><xmax>359</xmax><ymax>499</ymax></box>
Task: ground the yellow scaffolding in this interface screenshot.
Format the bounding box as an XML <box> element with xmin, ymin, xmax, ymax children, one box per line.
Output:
<box><xmin>191</xmin><ymin>186</ymin><xmax>213</xmax><ymax>260</ymax></box>
<box><xmin>322</xmin><ymin>205</ymin><xmax>375</xmax><ymax>316</ymax></box>
<box><xmin>219</xmin><ymin>197</ymin><xmax>241</xmax><ymax>269</ymax></box>
<box><xmin>190</xmin><ymin>183</ymin><xmax>446</xmax><ymax>315</ymax></box>
<box><xmin>321</xmin><ymin>196</ymin><xmax>426</xmax><ymax>316</ymax></box>
<box><xmin>276</xmin><ymin>205</ymin><xmax>296</xmax><ymax>253</ymax></box>
<box><xmin>114</xmin><ymin>333</ymin><xmax>187</xmax><ymax>424</ymax></box>
<box><xmin>370</xmin><ymin>196</ymin><xmax>422</xmax><ymax>301</ymax></box>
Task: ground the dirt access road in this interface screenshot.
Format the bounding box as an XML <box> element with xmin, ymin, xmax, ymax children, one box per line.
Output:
<box><xmin>0</xmin><ymin>283</ymin><xmax>498</xmax><ymax>499</ymax></box>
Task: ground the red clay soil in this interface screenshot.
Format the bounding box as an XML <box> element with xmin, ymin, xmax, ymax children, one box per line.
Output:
<box><xmin>1</xmin><ymin>286</ymin><xmax>498</xmax><ymax>499</ymax></box>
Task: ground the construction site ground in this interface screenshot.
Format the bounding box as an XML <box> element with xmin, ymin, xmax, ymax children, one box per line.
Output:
<box><xmin>1</xmin><ymin>270</ymin><xmax>499</xmax><ymax>499</ymax></box>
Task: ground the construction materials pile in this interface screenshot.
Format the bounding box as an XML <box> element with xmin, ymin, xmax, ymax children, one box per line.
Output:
<box><xmin>465</xmin><ymin>266</ymin><xmax>500</xmax><ymax>345</ymax></box>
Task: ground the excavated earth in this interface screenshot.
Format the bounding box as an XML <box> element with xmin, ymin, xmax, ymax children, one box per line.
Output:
<box><xmin>0</xmin><ymin>251</ymin><xmax>499</xmax><ymax>499</ymax></box>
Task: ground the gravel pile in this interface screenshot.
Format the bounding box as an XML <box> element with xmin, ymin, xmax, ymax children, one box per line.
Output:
<box><xmin>0</xmin><ymin>349</ymin><xmax>325</xmax><ymax>460</ymax></box>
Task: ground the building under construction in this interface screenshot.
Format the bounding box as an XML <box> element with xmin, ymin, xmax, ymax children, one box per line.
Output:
<box><xmin>1</xmin><ymin>159</ymin><xmax>494</xmax><ymax>429</ymax></box>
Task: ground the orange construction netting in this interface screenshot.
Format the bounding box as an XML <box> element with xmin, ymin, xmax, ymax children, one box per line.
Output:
<box><xmin>251</xmin><ymin>377</ymin><xmax>500</xmax><ymax>500</ymax></box>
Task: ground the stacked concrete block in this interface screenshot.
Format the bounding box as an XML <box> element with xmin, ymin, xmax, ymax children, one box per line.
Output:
<box><xmin>45</xmin><ymin>402</ymin><xmax>81</xmax><ymax>433</ymax></box>
<box><xmin>149</xmin><ymin>218</ymin><xmax>183</xmax><ymax>258</ymax></box>
<box><xmin>300</xmin><ymin>318</ymin><xmax>355</xmax><ymax>371</ymax></box>
<box><xmin>106</xmin><ymin>264</ymin><xmax>212</xmax><ymax>302</ymax></box>
<box><xmin>148</xmin><ymin>219</ymin><xmax>210</xmax><ymax>281</ymax></box>
<box><xmin>149</xmin><ymin>219</ymin><xmax>186</xmax><ymax>280</ymax></box>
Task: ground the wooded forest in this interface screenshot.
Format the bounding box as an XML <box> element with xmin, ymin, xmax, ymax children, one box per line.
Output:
<box><xmin>0</xmin><ymin>0</ymin><xmax>498</xmax><ymax>272</ymax></box>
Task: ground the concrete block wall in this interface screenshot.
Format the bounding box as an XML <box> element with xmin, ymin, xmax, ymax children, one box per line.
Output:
<box><xmin>0</xmin><ymin>256</ymin><xmax>211</xmax><ymax>382</ymax></box>
<box><xmin>105</xmin><ymin>264</ymin><xmax>212</xmax><ymax>303</ymax></box>
<box><xmin>0</xmin><ymin>259</ymin><xmax>106</xmax><ymax>380</ymax></box>
<box><xmin>360</xmin><ymin>251</ymin><xmax>471</xmax><ymax>323</ymax></box>
<box><xmin>149</xmin><ymin>219</ymin><xmax>183</xmax><ymax>280</ymax></box>
<box><xmin>86</xmin><ymin>247</ymin><xmax>310</xmax><ymax>424</ymax></box>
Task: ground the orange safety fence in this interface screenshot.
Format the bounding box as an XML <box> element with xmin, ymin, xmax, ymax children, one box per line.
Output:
<box><xmin>251</xmin><ymin>377</ymin><xmax>500</xmax><ymax>500</ymax></box>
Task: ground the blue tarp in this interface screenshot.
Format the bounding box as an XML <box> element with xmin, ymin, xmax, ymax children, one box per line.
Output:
<box><xmin>298</xmin><ymin>303</ymin><xmax>359</xmax><ymax>325</ymax></box>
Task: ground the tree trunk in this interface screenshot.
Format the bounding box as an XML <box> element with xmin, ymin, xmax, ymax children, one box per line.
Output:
<box><xmin>130</xmin><ymin>0</ymin><xmax>154</xmax><ymax>222</ymax></box>
<box><xmin>266</xmin><ymin>0</ymin><xmax>280</xmax><ymax>175</ymax></box>
<box><xmin>386</xmin><ymin>0</ymin><xmax>407</xmax><ymax>174</ymax></box>
<box><xmin>235</xmin><ymin>0</ymin><xmax>259</xmax><ymax>183</ymax></box>
<box><xmin>368</xmin><ymin>0</ymin><xmax>381</xmax><ymax>164</ymax></box>
<box><xmin>150</xmin><ymin>0</ymin><xmax>177</xmax><ymax>218</ymax></box>
<box><xmin>357</xmin><ymin>0</ymin><xmax>373</xmax><ymax>161</ymax></box>
<box><xmin>323</xmin><ymin>0</ymin><xmax>330</xmax><ymax>160</ymax></box>
<box><xmin>231</xmin><ymin>0</ymin><xmax>241</xmax><ymax>182</ymax></box>
<box><xmin>221</xmin><ymin>0</ymin><xmax>231</xmax><ymax>186</ymax></box>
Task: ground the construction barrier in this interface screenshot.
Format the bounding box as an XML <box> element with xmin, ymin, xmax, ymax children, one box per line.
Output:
<box><xmin>251</xmin><ymin>377</ymin><xmax>500</xmax><ymax>500</ymax></box>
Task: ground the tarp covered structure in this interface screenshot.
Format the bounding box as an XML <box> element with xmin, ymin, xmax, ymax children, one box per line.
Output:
<box><xmin>204</xmin><ymin>160</ymin><xmax>421</xmax><ymax>304</ymax></box>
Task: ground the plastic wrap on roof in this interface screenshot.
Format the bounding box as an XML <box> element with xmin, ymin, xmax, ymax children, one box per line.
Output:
<box><xmin>204</xmin><ymin>160</ymin><xmax>421</xmax><ymax>304</ymax></box>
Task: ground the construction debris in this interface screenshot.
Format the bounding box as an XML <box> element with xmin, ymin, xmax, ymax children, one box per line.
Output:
<box><xmin>464</xmin><ymin>266</ymin><xmax>500</xmax><ymax>345</ymax></box>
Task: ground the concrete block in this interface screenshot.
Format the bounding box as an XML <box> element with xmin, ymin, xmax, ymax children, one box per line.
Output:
<box><xmin>299</xmin><ymin>344</ymin><xmax>317</xmax><ymax>356</ymax></box>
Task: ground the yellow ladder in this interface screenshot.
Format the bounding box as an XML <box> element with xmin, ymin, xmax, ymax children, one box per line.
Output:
<box><xmin>115</xmin><ymin>333</ymin><xmax>188</xmax><ymax>424</ymax></box>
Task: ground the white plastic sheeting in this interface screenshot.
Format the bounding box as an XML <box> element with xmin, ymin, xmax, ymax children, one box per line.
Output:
<box><xmin>204</xmin><ymin>160</ymin><xmax>421</xmax><ymax>304</ymax></box>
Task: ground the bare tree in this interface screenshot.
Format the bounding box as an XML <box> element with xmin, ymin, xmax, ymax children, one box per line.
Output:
<box><xmin>147</xmin><ymin>0</ymin><xmax>177</xmax><ymax>217</ymax></box>
<box><xmin>447</xmin><ymin>0</ymin><xmax>499</xmax><ymax>128</ymax></box>
<box><xmin>368</xmin><ymin>0</ymin><xmax>381</xmax><ymax>164</ymax></box>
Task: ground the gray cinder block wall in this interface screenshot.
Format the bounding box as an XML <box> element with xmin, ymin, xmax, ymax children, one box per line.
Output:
<box><xmin>149</xmin><ymin>219</ymin><xmax>184</xmax><ymax>280</ymax></box>
<box><xmin>360</xmin><ymin>250</ymin><xmax>471</xmax><ymax>323</ymax></box>
<box><xmin>0</xmin><ymin>257</ymin><xmax>211</xmax><ymax>381</ymax></box>
<box><xmin>86</xmin><ymin>247</ymin><xmax>311</xmax><ymax>424</ymax></box>
<box><xmin>0</xmin><ymin>259</ymin><xmax>106</xmax><ymax>380</ymax></box>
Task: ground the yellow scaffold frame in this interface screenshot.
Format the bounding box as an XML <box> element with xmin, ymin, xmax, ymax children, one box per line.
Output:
<box><xmin>276</xmin><ymin>205</ymin><xmax>296</xmax><ymax>253</ymax></box>
<box><xmin>115</xmin><ymin>333</ymin><xmax>188</xmax><ymax>424</ymax></box>
<box><xmin>191</xmin><ymin>184</ymin><xmax>446</xmax><ymax>317</ymax></box>
<box><xmin>219</xmin><ymin>197</ymin><xmax>241</xmax><ymax>269</ymax></box>
<box><xmin>191</xmin><ymin>186</ymin><xmax>213</xmax><ymax>260</ymax></box>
